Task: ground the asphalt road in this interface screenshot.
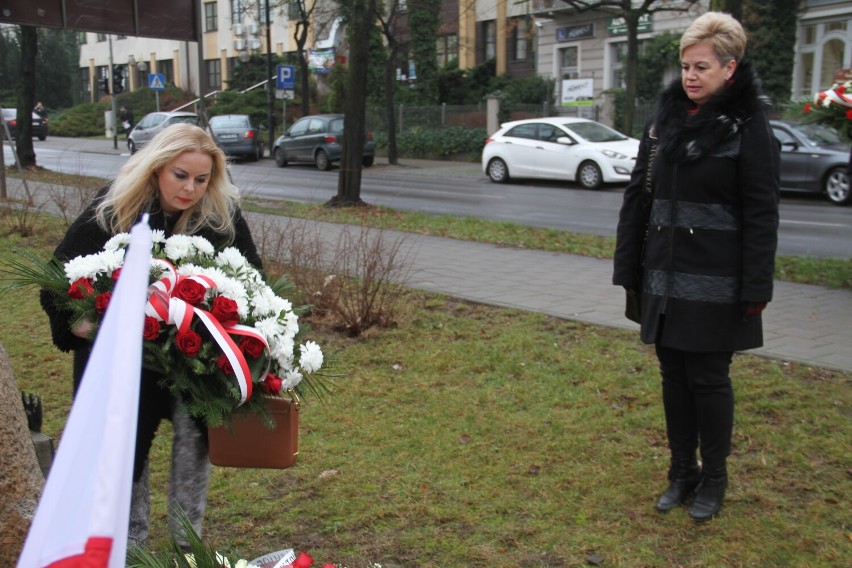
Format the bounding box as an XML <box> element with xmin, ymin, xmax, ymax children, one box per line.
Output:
<box><xmin>5</xmin><ymin>137</ymin><xmax>851</xmax><ymax>259</ymax></box>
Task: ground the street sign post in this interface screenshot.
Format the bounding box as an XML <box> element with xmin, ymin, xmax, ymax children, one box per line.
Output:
<box><xmin>148</xmin><ymin>73</ymin><xmax>166</xmax><ymax>111</ymax></box>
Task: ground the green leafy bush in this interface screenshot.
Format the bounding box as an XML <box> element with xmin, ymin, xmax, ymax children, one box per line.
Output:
<box><xmin>374</xmin><ymin>125</ymin><xmax>487</xmax><ymax>160</ymax></box>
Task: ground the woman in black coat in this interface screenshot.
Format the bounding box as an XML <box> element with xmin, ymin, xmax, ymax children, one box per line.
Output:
<box><xmin>40</xmin><ymin>123</ymin><xmax>262</xmax><ymax>546</ymax></box>
<box><xmin>613</xmin><ymin>12</ymin><xmax>779</xmax><ymax>522</ymax></box>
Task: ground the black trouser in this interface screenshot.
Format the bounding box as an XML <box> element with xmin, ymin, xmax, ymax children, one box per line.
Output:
<box><xmin>654</xmin><ymin>344</ymin><xmax>734</xmax><ymax>468</ymax></box>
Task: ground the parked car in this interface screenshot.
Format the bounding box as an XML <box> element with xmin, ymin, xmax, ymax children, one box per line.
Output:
<box><xmin>208</xmin><ymin>114</ymin><xmax>264</xmax><ymax>161</ymax></box>
<box><xmin>1</xmin><ymin>108</ymin><xmax>48</xmax><ymax>140</ymax></box>
<box><xmin>272</xmin><ymin>114</ymin><xmax>375</xmax><ymax>170</ymax></box>
<box><xmin>128</xmin><ymin>111</ymin><xmax>199</xmax><ymax>154</ymax></box>
<box><xmin>482</xmin><ymin>117</ymin><xmax>640</xmax><ymax>189</ymax></box>
<box><xmin>770</xmin><ymin>119</ymin><xmax>850</xmax><ymax>206</ymax></box>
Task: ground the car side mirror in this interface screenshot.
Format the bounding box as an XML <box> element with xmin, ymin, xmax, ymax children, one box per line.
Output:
<box><xmin>781</xmin><ymin>141</ymin><xmax>798</xmax><ymax>151</ymax></box>
<box><xmin>556</xmin><ymin>136</ymin><xmax>575</xmax><ymax>145</ymax></box>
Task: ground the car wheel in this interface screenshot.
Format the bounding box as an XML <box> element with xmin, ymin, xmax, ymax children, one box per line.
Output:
<box><xmin>274</xmin><ymin>147</ymin><xmax>288</xmax><ymax>167</ymax></box>
<box><xmin>487</xmin><ymin>158</ymin><xmax>509</xmax><ymax>183</ymax></box>
<box><xmin>824</xmin><ymin>167</ymin><xmax>851</xmax><ymax>206</ymax></box>
<box><xmin>315</xmin><ymin>149</ymin><xmax>331</xmax><ymax>171</ymax></box>
<box><xmin>362</xmin><ymin>156</ymin><xmax>375</xmax><ymax>167</ymax></box>
<box><xmin>37</xmin><ymin>133</ymin><xmax>46</xmax><ymax>141</ymax></box>
<box><xmin>128</xmin><ymin>140</ymin><xmax>138</xmax><ymax>155</ymax></box>
<box><xmin>577</xmin><ymin>160</ymin><xmax>603</xmax><ymax>190</ymax></box>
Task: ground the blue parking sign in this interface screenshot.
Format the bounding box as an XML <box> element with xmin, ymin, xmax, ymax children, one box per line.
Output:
<box><xmin>276</xmin><ymin>65</ymin><xmax>295</xmax><ymax>90</ymax></box>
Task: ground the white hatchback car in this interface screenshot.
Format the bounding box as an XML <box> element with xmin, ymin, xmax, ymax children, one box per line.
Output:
<box><xmin>482</xmin><ymin>117</ymin><xmax>640</xmax><ymax>189</ymax></box>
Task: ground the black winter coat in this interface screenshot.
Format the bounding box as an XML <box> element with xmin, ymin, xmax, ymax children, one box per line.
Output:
<box><xmin>40</xmin><ymin>187</ymin><xmax>262</xmax><ymax>480</ymax></box>
<box><xmin>613</xmin><ymin>61</ymin><xmax>780</xmax><ymax>352</ymax></box>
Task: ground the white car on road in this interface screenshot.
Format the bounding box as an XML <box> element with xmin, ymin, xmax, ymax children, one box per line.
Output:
<box><xmin>482</xmin><ymin>116</ymin><xmax>640</xmax><ymax>189</ymax></box>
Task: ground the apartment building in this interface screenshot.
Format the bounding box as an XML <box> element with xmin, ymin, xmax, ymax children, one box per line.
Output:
<box><xmin>75</xmin><ymin>0</ymin><xmax>851</xmax><ymax>106</ymax></box>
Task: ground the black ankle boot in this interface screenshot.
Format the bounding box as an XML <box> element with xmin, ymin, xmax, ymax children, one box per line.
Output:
<box><xmin>655</xmin><ymin>457</ymin><xmax>701</xmax><ymax>513</ymax></box>
<box><xmin>689</xmin><ymin>465</ymin><xmax>728</xmax><ymax>522</ymax></box>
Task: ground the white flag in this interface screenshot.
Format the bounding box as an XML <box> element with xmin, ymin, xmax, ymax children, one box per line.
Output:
<box><xmin>17</xmin><ymin>216</ymin><xmax>153</xmax><ymax>567</ymax></box>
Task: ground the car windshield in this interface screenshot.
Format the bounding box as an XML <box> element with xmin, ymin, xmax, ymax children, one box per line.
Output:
<box><xmin>791</xmin><ymin>122</ymin><xmax>845</xmax><ymax>147</ymax></box>
<box><xmin>169</xmin><ymin>115</ymin><xmax>199</xmax><ymax>126</ymax></box>
<box><xmin>562</xmin><ymin>121</ymin><xmax>627</xmax><ymax>143</ymax></box>
<box><xmin>211</xmin><ymin>117</ymin><xmax>248</xmax><ymax>129</ymax></box>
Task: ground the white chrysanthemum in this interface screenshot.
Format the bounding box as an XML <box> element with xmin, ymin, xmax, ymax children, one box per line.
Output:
<box><xmin>151</xmin><ymin>229</ymin><xmax>166</xmax><ymax>244</ymax></box>
<box><xmin>250</xmin><ymin>290</ymin><xmax>273</xmax><ymax>318</ymax></box>
<box><xmin>164</xmin><ymin>234</ymin><xmax>194</xmax><ymax>261</ymax></box>
<box><xmin>216</xmin><ymin>247</ymin><xmax>249</xmax><ymax>271</ymax></box>
<box><xmin>64</xmin><ymin>253</ymin><xmax>101</xmax><ymax>281</ymax></box>
<box><xmin>283</xmin><ymin>311</ymin><xmax>299</xmax><ymax>336</ymax></box>
<box><xmin>268</xmin><ymin>295</ymin><xmax>292</xmax><ymax>318</ymax></box>
<box><xmin>99</xmin><ymin>249</ymin><xmax>126</xmax><ymax>274</ymax></box>
<box><xmin>299</xmin><ymin>341</ymin><xmax>324</xmax><ymax>373</ymax></box>
<box><xmin>176</xmin><ymin>263</ymin><xmax>205</xmax><ymax>277</ymax></box>
<box><xmin>191</xmin><ymin>235</ymin><xmax>215</xmax><ymax>256</ymax></box>
<box><xmin>104</xmin><ymin>232</ymin><xmax>131</xmax><ymax>251</ymax></box>
<box><xmin>254</xmin><ymin>317</ymin><xmax>285</xmax><ymax>341</ymax></box>
<box><xmin>281</xmin><ymin>369</ymin><xmax>303</xmax><ymax>390</ymax></box>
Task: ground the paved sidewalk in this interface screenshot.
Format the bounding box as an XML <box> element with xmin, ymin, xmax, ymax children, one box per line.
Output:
<box><xmin>4</xmin><ymin>160</ymin><xmax>851</xmax><ymax>374</ymax></box>
<box><xmin>266</xmin><ymin>217</ymin><xmax>852</xmax><ymax>373</ymax></box>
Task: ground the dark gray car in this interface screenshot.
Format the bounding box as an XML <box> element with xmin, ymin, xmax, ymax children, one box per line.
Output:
<box><xmin>208</xmin><ymin>114</ymin><xmax>264</xmax><ymax>161</ymax></box>
<box><xmin>770</xmin><ymin>119</ymin><xmax>850</xmax><ymax>206</ymax></box>
<box><xmin>128</xmin><ymin>111</ymin><xmax>199</xmax><ymax>154</ymax></box>
<box><xmin>272</xmin><ymin>114</ymin><xmax>375</xmax><ymax>170</ymax></box>
<box><xmin>1</xmin><ymin>108</ymin><xmax>48</xmax><ymax>140</ymax></box>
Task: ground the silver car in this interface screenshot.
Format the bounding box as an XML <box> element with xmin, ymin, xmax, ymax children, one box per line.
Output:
<box><xmin>127</xmin><ymin>111</ymin><xmax>199</xmax><ymax>154</ymax></box>
<box><xmin>770</xmin><ymin>119</ymin><xmax>850</xmax><ymax>206</ymax></box>
<box><xmin>208</xmin><ymin>114</ymin><xmax>264</xmax><ymax>161</ymax></box>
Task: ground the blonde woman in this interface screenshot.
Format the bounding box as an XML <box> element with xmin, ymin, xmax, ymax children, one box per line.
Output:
<box><xmin>41</xmin><ymin>123</ymin><xmax>262</xmax><ymax>546</ymax></box>
<box><xmin>614</xmin><ymin>12</ymin><xmax>779</xmax><ymax>521</ymax></box>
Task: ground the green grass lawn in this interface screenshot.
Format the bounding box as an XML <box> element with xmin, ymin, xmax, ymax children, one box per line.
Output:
<box><xmin>1</xmin><ymin>215</ymin><xmax>849</xmax><ymax>567</ymax></box>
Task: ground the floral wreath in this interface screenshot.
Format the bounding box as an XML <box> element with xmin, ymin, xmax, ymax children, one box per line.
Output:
<box><xmin>799</xmin><ymin>79</ymin><xmax>852</xmax><ymax>140</ymax></box>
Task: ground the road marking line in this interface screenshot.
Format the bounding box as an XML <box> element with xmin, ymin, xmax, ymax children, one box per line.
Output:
<box><xmin>781</xmin><ymin>219</ymin><xmax>848</xmax><ymax>228</ymax></box>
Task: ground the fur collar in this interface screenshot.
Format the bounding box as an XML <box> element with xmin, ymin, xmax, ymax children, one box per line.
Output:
<box><xmin>653</xmin><ymin>60</ymin><xmax>772</xmax><ymax>163</ymax></box>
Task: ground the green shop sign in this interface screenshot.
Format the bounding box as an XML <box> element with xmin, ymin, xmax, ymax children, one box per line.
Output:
<box><xmin>608</xmin><ymin>14</ymin><xmax>652</xmax><ymax>36</ymax></box>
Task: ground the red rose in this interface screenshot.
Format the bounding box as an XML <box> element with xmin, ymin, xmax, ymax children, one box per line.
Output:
<box><xmin>239</xmin><ymin>336</ymin><xmax>265</xmax><ymax>359</ymax></box>
<box><xmin>142</xmin><ymin>316</ymin><xmax>161</xmax><ymax>341</ymax></box>
<box><xmin>68</xmin><ymin>278</ymin><xmax>94</xmax><ymax>299</ymax></box>
<box><xmin>262</xmin><ymin>373</ymin><xmax>282</xmax><ymax>394</ymax></box>
<box><xmin>94</xmin><ymin>291</ymin><xmax>112</xmax><ymax>314</ymax></box>
<box><xmin>210</xmin><ymin>296</ymin><xmax>240</xmax><ymax>327</ymax></box>
<box><xmin>176</xmin><ymin>329</ymin><xmax>202</xmax><ymax>358</ymax></box>
<box><xmin>111</xmin><ymin>267</ymin><xmax>122</xmax><ymax>282</ymax></box>
<box><xmin>803</xmin><ymin>102</ymin><xmax>812</xmax><ymax>113</ymax></box>
<box><xmin>293</xmin><ymin>553</ymin><xmax>313</xmax><ymax>568</ymax></box>
<box><xmin>174</xmin><ymin>278</ymin><xmax>207</xmax><ymax>306</ymax></box>
<box><xmin>846</xmin><ymin>109</ymin><xmax>852</xmax><ymax>120</ymax></box>
<box><xmin>216</xmin><ymin>353</ymin><xmax>234</xmax><ymax>375</ymax></box>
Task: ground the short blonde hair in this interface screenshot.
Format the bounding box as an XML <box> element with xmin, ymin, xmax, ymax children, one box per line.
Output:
<box><xmin>97</xmin><ymin>122</ymin><xmax>239</xmax><ymax>240</ymax></box>
<box><xmin>680</xmin><ymin>12</ymin><xmax>747</xmax><ymax>63</ymax></box>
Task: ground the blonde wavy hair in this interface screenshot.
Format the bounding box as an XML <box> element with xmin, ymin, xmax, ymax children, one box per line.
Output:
<box><xmin>96</xmin><ymin>122</ymin><xmax>239</xmax><ymax>240</ymax></box>
<box><xmin>680</xmin><ymin>12</ymin><xmax>747</xmax><ymax>64</ymax></box>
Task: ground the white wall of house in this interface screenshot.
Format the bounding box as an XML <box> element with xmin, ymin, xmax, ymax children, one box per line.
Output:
<box><xmin>792</xmin><ymin>0</ymin><xmax>852</xmax><ymax>99</ymax></box>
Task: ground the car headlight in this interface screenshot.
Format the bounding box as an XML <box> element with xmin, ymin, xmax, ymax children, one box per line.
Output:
<box><xmin>600</xmin><ymin>149</ymin><xmax>629</xmax><ymax>160</ymax></box>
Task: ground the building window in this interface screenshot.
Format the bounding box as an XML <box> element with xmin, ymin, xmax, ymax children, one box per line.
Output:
<box><xmin>231</xmin><ymin>0</ymin><xmax>246</xmax><ymax>25</ymax></box>
<box><xmin>803</xmin><ymin>25</ymin><xmax>816</xmax><ymax>45</ymax></box>
<box><xmin>205</xmin><ymin>2</ymin><xmax>218</xmax><ymax>32</ymax></box>
<box><xmin>78</xmin><ymin>32</ymin><xmax>87</xmax><ymax>44</ymax></box>
<box><xmin>159</xmin><ymin>60</ymin><xmax>175</xmax><ymax>86</ymax></box>
<box><xmin>560</xmin><ymin>46</ymin><xmax>579</xmax><ymax>79</ymax></box>
<box><xmin>485</xmin><ymin>21</ymin><xmax>496</xmax><ymax>60</ymax></box>
<box><xmin>436</xmin><ymin>34</ymin><xmax>458</xmax><ymax>66</ymax></box>
<box><xmin>206</xmin><ymin>59</ymin><xmax>222</xmax><ymax>91</ymax></box>
<box><xmin>826</xmin><ymin>21</ymin><xmax>847</xmax><ymax>33</ymax></box>
<box><xmin>512</xmin><ymin>18</ymin><xmax>528</xmax><ymax>61</ymax></box>
<box><xmin>821</xmin><ymin>38</ymin><xmax>845</xmax><ymax>84</ymax></box>
<box><xmin>799</xmin><ymin>51</ymin><xmax>814</xmax><ymax>98</ymax></box>
<box><xmin>96</xmin><ymin>33</ymin><xmax>106</xmax><ymax>42</ymax></box>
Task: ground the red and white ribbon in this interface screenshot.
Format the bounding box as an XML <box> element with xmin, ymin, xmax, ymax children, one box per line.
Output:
<box><xmin>144</xmin><ymin>260</ymin><xmax>268</xmax><ymax>405</ymax></box>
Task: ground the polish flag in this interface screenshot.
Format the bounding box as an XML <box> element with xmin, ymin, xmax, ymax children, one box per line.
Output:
<box><xmin>17</xmin><ymin>216</ymin><xmax>153</xmax><ymax>567</ymax></box>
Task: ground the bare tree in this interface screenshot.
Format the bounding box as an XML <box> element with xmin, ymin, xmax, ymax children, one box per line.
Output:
<box><xmin>375</xmin><ymin>0</ymin><xmax>403</xmax><ymax>165</ymax></box>
<box><xmin>557</xmin><ymin>0</ymin><xmax>701</xmax><ymax>134</ymax></box>
<box><xmin>291</xmin><ymin>0</ymin><xmax>318</xmax><ymax>116</ymax></box>
<box><xmin>15</xmin><ymin>26</ymin><xmax>38</xmax><ymax>169</ymax></box>
<box><xmin>328</xmin><ymin>0</ymin><xmax>374</xmax><ymax>206</ymax></box>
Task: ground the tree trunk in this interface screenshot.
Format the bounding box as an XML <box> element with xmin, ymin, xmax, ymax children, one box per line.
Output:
<box><xmin>0</xmin><ymin>343</ymin><xmax>45</xmax><ymax>561</ymax></box>
<box><xmin>16</xmin><ymin>26</ymin><xmax>37</xmax><ymax>169</ymax></box>
<box><xmin>328</xmin><ymin>0</ymin><xmax>372</xmax><ymax>207</ymax></box>
<box><xmin>622</xmin><ymin>11</ymin><xmax>641</xmax><ymax>136</ymax></box>
<box><xmin>296</xmin><ymin>23</ymin><xmax>311</xmax><ymax>116</ymax></box>
<box><xmin>384</xmin><ymin>39</ymin><xmax>399</xmax><ymax>165</ymax></box>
